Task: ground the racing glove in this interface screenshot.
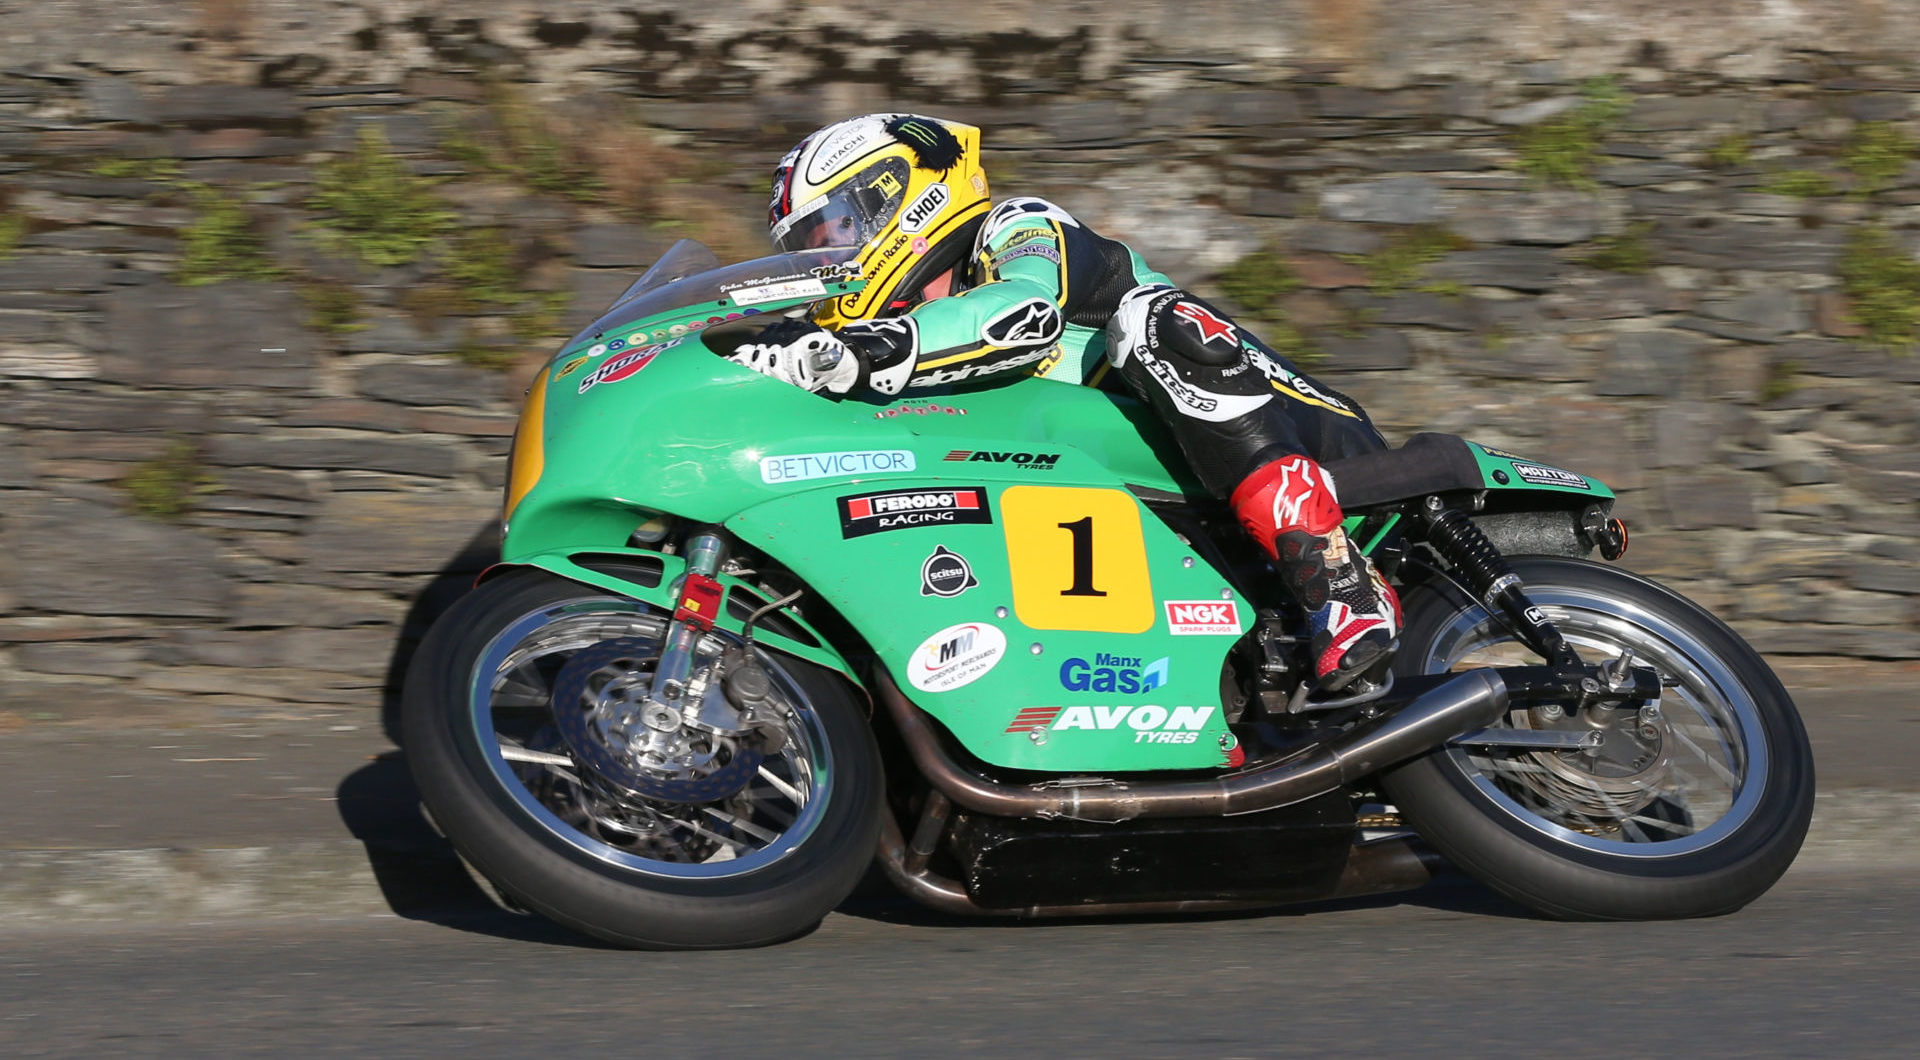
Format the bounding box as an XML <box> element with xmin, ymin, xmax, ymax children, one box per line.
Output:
<box><xmin>729</xmin><ymin>319</ymin><xmax>860</xmax><ymax>395</ymax></box>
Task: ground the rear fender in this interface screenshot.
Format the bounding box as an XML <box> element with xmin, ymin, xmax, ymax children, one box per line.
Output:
<box><xmin>497</xmin><ymin>547</ymin><xmax>861</xmax><ymax>685</ymax></box>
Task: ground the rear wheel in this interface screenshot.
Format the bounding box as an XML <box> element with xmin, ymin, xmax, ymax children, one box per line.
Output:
<box><xmin>1380</xmin><ymin>556</ymin><xmax>1814</xmax><ymax>920</ymax></box>
<box><xmin>403</xmin><ymin>569</ymin><xmax>882</xmax><ymax>948</ymax></box>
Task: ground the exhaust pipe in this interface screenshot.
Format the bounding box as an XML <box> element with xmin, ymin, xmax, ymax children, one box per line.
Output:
<box><xmin>874</xmin><ymin>790</ymin><xmax>1443</xmax><ymax>918</ymax></box>
<box><xmin>876</xmin><ymin>667</ymin><xmax>1509</xmax><ymax>823</ymax></box>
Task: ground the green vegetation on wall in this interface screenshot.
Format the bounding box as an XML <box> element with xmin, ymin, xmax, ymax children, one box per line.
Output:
<box><xmin>1512</xmin><ymin>76</ymin><xmax>1631</xmax><ymax>187</ymax></box>
<box><xmin>122</xmin><ymin>438</ymin><xmax>219</xmax><ymax>521</ymax></box>
<box><xmin>1842</xmin><ymin>122</ymin><xmax>1915</xmax><ymax>197</ymax></box>
<box><xmin>1580</xmin><ymin>222</ymin><xmax>1654</xmax><ymax>273</ymax></box>
<box><xmin>1838</xmin><ymin>224</ymin><xmax>1920</xmax><ymax>351</ymax></box>
<box><xmin>1343</xmin><ymin>225</ymin><xmax>1472</xmax><ymax>292</ymax></box>
<box><xmin>174</xmin><ymin>184</ymin><xmax>281</xmax><ymax>285</ymax></box>
<box><xmin>308</xmin><ymin>125</ymin><xmax>456</xmax><ymax>267</ymax></box>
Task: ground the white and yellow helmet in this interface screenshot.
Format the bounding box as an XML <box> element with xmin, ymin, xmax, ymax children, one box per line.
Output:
<box><xmin>768</xmin><ymin>114</ymin><xmax>990</xmax><ymax>328</ymax></box>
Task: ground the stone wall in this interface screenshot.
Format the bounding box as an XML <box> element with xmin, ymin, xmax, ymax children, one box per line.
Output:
<box><xmin>2</xmin><ymin>1</ymin><xmax>1918</xmax><ymax>723</ymax></box>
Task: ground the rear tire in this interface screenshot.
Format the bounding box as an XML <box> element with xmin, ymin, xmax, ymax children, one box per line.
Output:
<box><xmin>1380</xmin><ymin>557</ymin><xmax>1814</xmax><ymax>920</ymax></box>
<box><xmin>403</xmin><ymin>569</ymin><xmax>883</xmax><ymax>949</ymax></box>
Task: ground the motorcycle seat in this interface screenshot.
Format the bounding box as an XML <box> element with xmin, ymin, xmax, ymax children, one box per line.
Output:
<box><xmin>1324</xmin><ymin>432</ymin><xmax>1486</xmax><ymax>509</ymax></box>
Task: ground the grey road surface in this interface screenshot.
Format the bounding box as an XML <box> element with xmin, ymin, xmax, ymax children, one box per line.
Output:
<box><xmin>2</xmin><ymin>866</ymin><xmax>1913</xmax><ymax>1059</ymax></box>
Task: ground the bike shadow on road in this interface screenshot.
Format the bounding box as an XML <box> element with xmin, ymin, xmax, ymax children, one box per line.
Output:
<box><xmin>377</xmin><ymin>522</ymin><xmax>501</xmax><ymax>747</ymax></box>
<box><xmin>334</xmin><ymin>749</ymin><xmax>626</xmax><ymax>949</ymax></box>
<box><xmin>833</xmin><ymin>863</ymin><xmax>1539</xmax><ymax>932</ymax></box>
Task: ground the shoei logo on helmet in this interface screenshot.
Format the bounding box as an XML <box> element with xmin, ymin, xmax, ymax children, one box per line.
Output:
<box><xmin>900</xmin><ymin>182</ymin><xmax>950</xmax><ymax>234</ymax></box>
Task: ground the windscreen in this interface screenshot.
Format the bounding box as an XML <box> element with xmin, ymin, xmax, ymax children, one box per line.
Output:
<box><xmin>563</xmin><ymin>244</ymin><xmax>863</xmax><ymax>349</ymax></box>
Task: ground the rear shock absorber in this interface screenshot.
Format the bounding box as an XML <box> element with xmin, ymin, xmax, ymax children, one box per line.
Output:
<box><xmin>1417</xmin><ymin>496</ymin><xmax>1584</xmax><ymax>672</ymax></box>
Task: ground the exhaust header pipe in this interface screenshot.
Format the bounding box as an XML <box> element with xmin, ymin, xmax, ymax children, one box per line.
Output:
<box><xmin>876</xmin><ymin>668</ymin><xmax>1510</xmax><ymax>823</ymax></box>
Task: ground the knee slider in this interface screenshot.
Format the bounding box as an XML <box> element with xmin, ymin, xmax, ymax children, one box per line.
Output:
<box><xmin>1151</xmin><ymin>291</ymin><xmax>1247</xmax><ymax>368</ymax></box>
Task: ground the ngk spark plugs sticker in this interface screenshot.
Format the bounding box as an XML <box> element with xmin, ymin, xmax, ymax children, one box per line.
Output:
<box><xmin>759</xmin><ymin>449</ymin><xmax>916</xmax><ymax>485</ymax></box>
<box><xmin>908</xmin><ymin>621</ymin><xmax>1006</xmax><ymax>693</ymax></box>
<box><xmin>1163</xmin><ymin>600</ymin><xmax>1242</xmax><ymax>636</ymax></box>
<box><xmin>837</xmin><ymin>486</ymin><xmax>991</xmax><ymax>538</ymax></box>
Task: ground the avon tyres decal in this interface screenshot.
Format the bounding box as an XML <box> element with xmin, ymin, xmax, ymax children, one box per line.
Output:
<box><xmin>908</xmin><ymin>622</ymin><xmax>1006</xmax><ymax>693</ymax></box>
<box><xmin>839</xmin><ymin>486</ymin><xmax>991</xmax><ymax>538</ymax></box>
<box><xmin>1003</xmin><ymin>703</ymin><xmax>1217</xmax><ymax>743</ymax></box>
<box><xmin>760</xmin><ymin>450</ymin><xmax>916</xmax><ymax>484</ymax></box>
<box><xmin>1059</xmin><ymin>652</ymin><xmax>1169</xmax><ymax>693</ymax></box>
<box><xmin>943</xmin><ymin>449</ymin><xmax>1060</xmax><ymax>471</ymax></box>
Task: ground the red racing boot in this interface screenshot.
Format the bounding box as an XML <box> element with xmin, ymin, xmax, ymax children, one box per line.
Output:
<box><xmin>1231</xmin><ymin>455</ymin><xmax>1402</xmax><ymax>691</ymax></box>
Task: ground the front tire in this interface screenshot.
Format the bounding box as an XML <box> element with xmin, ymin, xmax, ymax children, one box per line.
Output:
<box><xmin>1380</xmin><ymin>556</ymin><xmax>1814</xmax><ymax>920</ymax></box>
<box><xmin>402</xmin><ymin>569</ymin><xmax>883</xmax><ymax>948</ymax></box>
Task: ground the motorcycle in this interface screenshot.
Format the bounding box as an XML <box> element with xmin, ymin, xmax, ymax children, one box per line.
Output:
<box><xmin>403</xmin><ymin>239</ymin><xmax>1815</xmax><ymax>948</ymax></box>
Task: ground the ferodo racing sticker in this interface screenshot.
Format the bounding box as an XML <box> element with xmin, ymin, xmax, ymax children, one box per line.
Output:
<box><xmin>838</xmin><ymin>486</ymin><xmax>991</xmax><ymax>538</ymax></box>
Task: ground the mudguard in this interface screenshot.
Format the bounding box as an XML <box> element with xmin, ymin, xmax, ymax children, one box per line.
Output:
<box><xmin>506</xmin><ymin>547</ymin><xmax>859</xmax><ymax>683</ymax></box>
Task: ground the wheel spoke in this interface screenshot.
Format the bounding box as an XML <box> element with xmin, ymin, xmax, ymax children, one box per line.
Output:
<box><xmin>755</xmin><ymin>765</ymin><xmax>806</xmax><ymax>807</ymax></box>
<box><xmin>700</xmin><ymin>806</ymin><xmax>780</xmax><ymax>845</ymax></box>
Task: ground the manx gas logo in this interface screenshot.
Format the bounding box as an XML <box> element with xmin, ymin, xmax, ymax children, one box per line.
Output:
<box><xmin>1003</xmin><ymin>703</ymin><xmax>1217</xmax><ymax>744</ymax></box>
<box><xmin>1059</xmin><ymin>652</ymin><xmax>1169</xmax><ymax>694</ymax></box>
<box><xmin>943</xmin><ymin>449</ymin><xmax>1060</xmax><ymax>470</ymax></box>
<box><xmin>839</xmin><ymin>486</ymin><xmax>991</xmax><ymax>538</ymax></box>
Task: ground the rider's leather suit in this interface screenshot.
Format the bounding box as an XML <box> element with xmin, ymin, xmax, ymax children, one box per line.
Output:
<box><xmin>837</xmin><ymin>196</ymin><xmax>1388</xmax><ymax>499</ymax></box>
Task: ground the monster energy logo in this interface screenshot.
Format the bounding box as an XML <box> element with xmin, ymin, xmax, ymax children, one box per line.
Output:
<box><xmin>895</xmin><ymin>121</ymin><xmax>940</xmax><ymax>146</ymax></box>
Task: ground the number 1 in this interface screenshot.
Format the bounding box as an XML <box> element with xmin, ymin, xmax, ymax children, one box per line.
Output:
<box><xmin>1058</xmin><ymin>516</ymin><xmax>1106</xmax><ymax>597</ymax></box>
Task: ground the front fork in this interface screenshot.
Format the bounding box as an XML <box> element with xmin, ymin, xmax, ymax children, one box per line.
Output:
<box><xmin>634</xmin><ymin>528</ymin><xmax>730</xmax><ymax>732</ymax></box>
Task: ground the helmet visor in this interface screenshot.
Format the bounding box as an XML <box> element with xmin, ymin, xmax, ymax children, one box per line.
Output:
<box><xmin>771</xmin><ymin>157</ymin><xmax>911</xmax><ymax>254</ymax></box>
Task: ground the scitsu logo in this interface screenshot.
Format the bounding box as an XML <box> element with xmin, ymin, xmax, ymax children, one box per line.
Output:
<box><xmin>907</xmin><ymin>622</ymin><xmax>1007</xmax><ymax>693</ymax></box>
<box><xmin>1164</xmin><ymin>600</ymin><xmax>1242</xmax><ymax>635</ymax></box>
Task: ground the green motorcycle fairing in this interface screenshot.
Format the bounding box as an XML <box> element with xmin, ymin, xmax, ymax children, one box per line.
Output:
<box><xmin>502</xmin><ymin>244</ymin><xmax>1617</xmax><ymax>774</ymax></box>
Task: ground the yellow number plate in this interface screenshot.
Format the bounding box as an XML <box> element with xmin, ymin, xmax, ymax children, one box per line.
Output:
<box><xmin>1001</xmin><ymin>485</ymin><xmax>1154</xmax><ymax>633</ymax></box>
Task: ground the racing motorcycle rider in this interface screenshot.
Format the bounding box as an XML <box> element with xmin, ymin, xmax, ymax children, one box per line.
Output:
<box><xmin>730</xmin><ymin>114</ymin><xmax>1400</xmax><ymax>690</ymax></box>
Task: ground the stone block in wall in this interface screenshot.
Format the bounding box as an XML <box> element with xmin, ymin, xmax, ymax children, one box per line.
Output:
<box><xmin>1454</xmin><ymin>336</ymin><xmax>1592</xmax><ymax>382</ymax></box>
<box><xmin>1314</xmin><ymin>328</ymin><xmax>1412</xmax><ymax>370</ymax></box>
<box><xmin>1745</xmin><ymin>623</ymin><xmax>1920</xmax><ymax>658</ymax></box>
<box><xmin>0</xmin><ymin>254</ymin><xmax>115</xmax><ymax>293</ymax></box>
<box><xmin>1489</xmin><ymin>97</ymin><xmax>1581</xmax><ymax>126</ymax></box>
<box><xmin>100</xmin><ymin>282</ymin><xmax>320</xmax><ymax>390</ymax></box>
<box><xmin>14</xmin><ymin>641</ymin><xmax>145</xmax><ymax>675</ymax></box>
<box><xmin>1698</xmin><ymin>289</ymin><xmax>1808</xmax><ymax>338</ymax></box>
<box><xmin>356</xmin><ymin>361</ymin><xmax>505</xmax><ymax>408</ymax></box>
<box><xmin>154</xmin><ymin>628</ymin><xmax>396</xmax><ymax>677</ymax></box>
<box><xmin>1650</xmin><ymin>219</ymin><xmax>1843</xmax><ymax>273</ymax></box>
<box><xmin>1428</xmin><ymin>248</ymin><xmax>1562</xmax><ymax>292</ymax></box>
<box><xmin>1850</xmin><ymin>562</ymin><xmax>1920</xmax><ymax>595</ymax></box>
<box><xmin>233</xmin><ymin>584</ymin><xmax>409</xmax><ymax>629</ymax></box>
<box><xmin>317</xmin><ymin>112</ymin><xmax>435</xmax><ymax>154</ymax></box>
<box><xmin>1596</xmin><ymin>330</ymin><xmax>1701</xmax><ymax>397</ymax></box>
<box><xmin>151</xmin><ymin>86</ymin><xmax>303</xmax><ymax>127</ymax></box>
<box><xmin>0</xmin><ymin>494</ymin><xmax>232</xmax><ymax>619</ymax></box>
<box><xmin>1444</xmin><ymin>190</ymin><xmax>1602</xmax><ymax>246</ymax></box>
<box><xmin>1524</xmin><ymin>399</ymin><xmax>1648</xmax><ymax>492</ymax></box>
<box><xmin>1624</xmin><ymin>95</ymin><xmax>1749</xmax><ymax>132</ymax></box>
<box><xmin>339</xmin><ymin>314</ymin><xmax>455</xmax><ymax>357</ymax></box>
<box><xmin>1543</xmin><ymin>275</ymin><xmax>1678</xmax><ymax>321</ymax></box>
<box><xmin>1647</xmin><ymin>401</ymin><xmax>1725</xmax><ymax>468</ymax></box>
<box><xmin>1724</xmin><ymin>539</ymin><xmax>1852</xmax><ymax>584</ymax></box>
<box><xmin>1661</xmin><ymin>472</ymin><xmax>1758</xmax><ymax>529</ymax></box>
<box><xmin>1597</xmin><ymin>162</ymin><xmax>1705</xmax><ymax>187</ymax></box>
<box><xmin>0</xmin><ymin>389</ymin><xmax>208</xmax><ymax>432</ymax></box>
<box><xmin>1289</xmin><ymin>222</ymin><xmax>1384</xmax><ymax>256</ymax></box>
<box><xmin>1319</xmin><ymin>177</ymin><xmax>1440</xmax><ymax>225</ymax></box>
<box><xmin>1842</xmin><ymin>93</ymin><xmax>1913</xmax><ymax>122</ymax></box>
<box><xmin>302</xmin><ymin>490</ymin><xmax>500</xmax><ymax>575</ymax></box>
<box><xmin>204</xmin><ymin>434</ymin><xmax>463</xmax><ymax>478</ymax></box>
<box><xmin>1346</xmin><ymin>292</ymin><xmax>1474</xmax><ymax>331</ymax></box>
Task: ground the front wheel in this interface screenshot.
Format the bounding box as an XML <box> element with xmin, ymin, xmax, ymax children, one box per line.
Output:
<box><xmin>402</xmin><ymin>568</ymin><xmax>883</xmax><ymax>948</ymax></box>
<box><xmin>1380</xmin><ymin>556</ymin><xmax>1814</xmax><ymax>920</ymax></box>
